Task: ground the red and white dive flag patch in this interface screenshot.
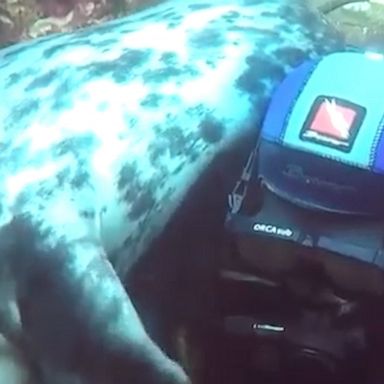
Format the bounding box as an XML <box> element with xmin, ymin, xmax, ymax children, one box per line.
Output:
<box><xmin>300</xmin><ymin>96</ymin><xmax>366</xmax><ymax>152</ymax></box>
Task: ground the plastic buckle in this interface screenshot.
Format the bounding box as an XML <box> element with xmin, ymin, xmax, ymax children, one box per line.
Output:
<box><xmin>228</xmin><ymin>149</ymin><xmax>257</xmax><ymax>214</ymax></box>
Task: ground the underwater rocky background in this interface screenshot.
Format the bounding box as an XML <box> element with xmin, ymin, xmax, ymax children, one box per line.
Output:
<box><xmin>0</xmin><ymin>0</ymin><xmax>384</xmax><ymax>50</ymax></box>
<box><xmin>324</xmin><ymin>0</ymin><xmax>384</xmax><ymax>51</ymax></box>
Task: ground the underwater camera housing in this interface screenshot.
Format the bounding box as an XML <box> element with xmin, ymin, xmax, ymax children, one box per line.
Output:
<box><xmin>218</xmin><ymin>51</ymin><xmax>384</xmax><ymax>384</ymax></box>
<box><xmin>222</xmin><ymin>186</ymin><xmax>384</xmax><ymax>384</ymax></box>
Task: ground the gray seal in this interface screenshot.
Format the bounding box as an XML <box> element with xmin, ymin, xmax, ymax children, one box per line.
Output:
<box><xmin>0</xmin><ymin>0</ymin><xmax>344</xmax><ymax>383</ymax></box>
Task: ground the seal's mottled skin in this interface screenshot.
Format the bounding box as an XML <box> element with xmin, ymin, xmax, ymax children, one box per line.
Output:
<box><xmin>0</xmin><ymin>0</ymin><xmax>343</xmax><ymax>383</ymax></box>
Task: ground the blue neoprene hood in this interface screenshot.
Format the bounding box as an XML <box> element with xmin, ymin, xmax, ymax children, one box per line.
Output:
<box><xmin>258</xmin><ymin>51</ymin><xmax>384</xmax><ymax>217</ymax></box>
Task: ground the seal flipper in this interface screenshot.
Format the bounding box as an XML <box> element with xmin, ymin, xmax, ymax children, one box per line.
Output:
<box><xmin>9</xmin><ymin>209</ymin><xmax>189</xmax><ymax>384</ymax></box>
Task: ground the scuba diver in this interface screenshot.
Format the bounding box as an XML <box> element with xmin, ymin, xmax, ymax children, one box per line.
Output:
<box><xmin>219</xmin><ymin>50</ymin><xmax>384</xmax><ymax>384</ymax></box>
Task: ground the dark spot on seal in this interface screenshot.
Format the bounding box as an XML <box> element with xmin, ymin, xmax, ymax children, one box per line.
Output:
<box><xmin>273</xmin><ymin>47</ymin><xmax>308</xmax><ymax>68</ymax></box>
<box><xmin>205</xmin><ymin>60</ymin><xmax>216</xmax><ymax>68</ymax></box>
<box><xmin>140</xmin><ymin>93</ymin><xmax>163</xmax><ymax>108</ymax></box>
<box><xmin>37</xmin><ymin>186</ymin><xmax>54</xmax><ymax>199</ymax></box>
<box><xmin>160</xmin><ymin>52</ymin><xmax>178</xmax><ymax>66</ymax></box>
<box><xmin>54</xmin><ymin>77</ymin><xmax>74</xmax><ymax>96</ymax></box>
<box><xmin>97</xmin><ymin>38</ymin><xmax>118</xmax><ymax>49</ymax></box>
<box><xmin>51</xmin><ymin>78</ymin><xmax>77</xmax><ymax>110</ymax></box>
<box><xmin>137</xmin><ymin>11</ymin><xmax>158</xmax><ymax>22</ymax></box>
<box><xmin>172</xmin><ymin>164</ymin><xmax>184</xmax><ymax>175</ymax></box>
<box><xmin>142</xmin><ymin>66</ymin><xmax>198</xmax><ymax>83</ymax></box>
<box><xmin>82</xmin><ymin>49</ymin><xmax>151</xmax><ymax>83</ymax></box>
<box><xmin>236</xmin><ymin>54</ymin><xmax>285</xmax><ymax>95</ymax></box>
<box><xmin>160</xmin><ymin>124</ymin><xmax>200</xmax><ymax>162</ymax></box>
<box><xmin>6</xmin><ymin>72</ymin><xmax>23</xmax><ymax>85</ymax></box>
<box><xmin>161</xmin><ymin>10</ymin><xmax>178</xmax><ymax>19</ymax></box>
<box><xmin>25</xmin><ymin>69</ymin><xmax>61</xmax><ymax>91</ymax></box>
<box><xmin>117</xmin><ymin>163</ymin><xmax>157</xmax><ymax>219</ymax></box>
<box><xmin>7</xmin><ymin>68</ymin><xmax>38</xmax><ymax>86</ymax></box>
<box><xmin>43</xmin><ymin>41</ymin><xmax>85</xmax><ymax>59</ymax></box>
<box><xmin>223</xmin><ymin>11</ymin><xmax>241</xmax><ymax>23</ymax></box>
<box><xmin>53</xmin><ymin>135</ymin><xmax>96</xmax><ymax>159</ymax></box>
<box><xmin>167</xmin><ymin>22</ymin><xmax>179</xmax><ymax>29</ymax></box>
<box><xmin>2</xmin><ymin>39</ymin><xmax>45</xmax><ymax>60</ymax></box>
<box><xmin>189</xmin><ymin>28</ymin><xmax>226</xmax><ymax>49</ymax></box>
<box><xmin>118</xmin><ymin>163</ymin><xmax>137</xmax><ymax>191</ymax></box>
<box><xmin>199</xmin><ymin>116</ymin><xmax>225</xmax><ymax>143</ymax></box>
<box><xmin>161</xmin><ymin>8</ymin><xmax>184</xmax><ymax>26</ymax></box>
<box><xmin>148</xmin><ymin>140</ymin><xmax>167</xmax><ymax>166</ymax></box>
<box><xmin>0</xmin><ymin>62</ymin><xmax>9</xmax><ymax>71</ymax></box>
<box><xmin>188</xmin><ymin>3</ymin><xmax>211</xmax><ymax>10</ymax></box>
<box><xmin>8</xmin><ymin>98</ymin><xmax>40</xmax><ymax>128</ymax></box>
<box><xmin>161</xmin><ymin>126</ymin><xmax>189</xmax><ymax>157</ymax></box>
<box><xmin>71</xmin><ymin>166</ymin><xmax>90</xmax><ymax>189</ymax></box>
<box><xmin>128</xmin><ymin>189</ymin><xmax>156</xmax><ymax>220</ymax></box>
<box><xmin>79</xmin><ymin>210</ymin><xmax>95</xmax><ymax>220</ymax></box>
<box><xmin>56</xmin><ymin>168</ymin><xmax>71</xmax><ymax>187</ymax></box>
<box><xmin>260</xmin><ymin>11</ymin><xmax>276</xmax><ymax>18</ymax></box>
<box><xmin>122</xmin><ymin>114</ymin><xmax>138</xmax><ymax>130</ymax></box>
<box><xmin>229</xmin><ymin>25</ymin><xmax>272</xmax><ymax>35</ymax></box>
<box><xmin>167</xmin><ymin>14</ymin><xmax>183</xmax><ymax>27</ymax></box>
